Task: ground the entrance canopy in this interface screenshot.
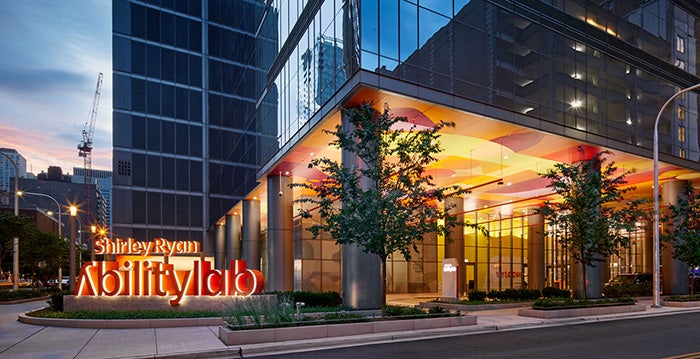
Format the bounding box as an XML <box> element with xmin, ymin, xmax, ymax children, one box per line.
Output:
<box><xmin>221</xmin><ymin>88</ymin><xmax>700</xmax><ymax>224</ymax></box>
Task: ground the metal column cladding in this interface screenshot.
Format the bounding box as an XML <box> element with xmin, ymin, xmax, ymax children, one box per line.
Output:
<box><xmin>242</xmin><ymin>199</ymin><xmax>261</xmax><ymax>270</ymax></box>
<box><xmin>444</xmin><ymin>196</ymin><xmax>465</xmax><ymax>295</ymax></box>
<box><xmin>662</xmin><ymin>180</ymin><xmax>690</xmax><ymax>295</ymax></box>
<box><xmin>225</xmin><ymin>213</ymin><xmax>242</xmax><ymax>262</ymax></box>
<box><xmin>527</xmin><ymin>209</ymin><xmax>545</xmax><ymax>291</ymax></box>
<box><xmin>267</xmin><ymin>174</ymin><xmax>294</xmax><ymax>291</ymax></box>
<box><xmin>215</xmin><ymin>223</ymin><xmax>225</xmax><ymax>269</ymax></box>
<box><xmin>340</xmin><ymin>112</ymin><xmax>381</xmax><ymax>310</ymax></box>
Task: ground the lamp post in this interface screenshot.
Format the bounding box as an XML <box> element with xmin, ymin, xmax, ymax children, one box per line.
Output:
<box><xmin>17</xmin><ymin>191</ymin><xmax>62</xmax><ymax>240</ymax></box>
<box><xmin>69</xmin><ymin>206</ymin><xmax>77</xmax><ymax>292</ymax></box>
<box><xmin>653</xmin><ymin>83</ymin><xmax>700</xmax><ymax>308</ymax></box>
<box><xmin>1</xmin><ymin>152</ymin><xmax>20</xmax><ymax>291</ymax></box>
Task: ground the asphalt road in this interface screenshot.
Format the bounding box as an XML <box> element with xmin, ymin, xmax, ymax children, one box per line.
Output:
<box><xmin>253</xmin><ymin>312</ymin><xmax>700</xmax><ymax>359</ymax></box>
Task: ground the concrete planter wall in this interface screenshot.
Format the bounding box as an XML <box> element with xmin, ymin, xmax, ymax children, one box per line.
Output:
<box><xmin>218</xmin><ymin>315</ymin><xmax>477</xmax><ymax>345</ymax></box>
<box><xmin>63</xmin><ymin>294</ymin><xmax>276</xmax><ymax>312</ymax></box>
<box><xmin>663</xmin><ymin>300</ymin><xmax>700</xmax><ymax>308</ymax></box>
<box><xmin>518</xmin><ymin>304</ymin><xmax>645</xmax><ymax>319</ymax></box>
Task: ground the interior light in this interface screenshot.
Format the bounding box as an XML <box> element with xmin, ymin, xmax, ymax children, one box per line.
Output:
<box><xmin>284</xmin><ymin>171</ymin><xmax>290</xmax><ymax>175</ymax></box>
<box><xmin>571</xmin><ymin>73</ymin><xmax>582</xmax><ymax>80</ymax></box>
<box><xmin>626</xmin><ymin>119</ymin><xmax>633</xmax><ymax>125</ymax></box>
<box><xmin>570</xmin><ymin>100</ymin><xmax>583</xmax><ymax>108</ymax></box>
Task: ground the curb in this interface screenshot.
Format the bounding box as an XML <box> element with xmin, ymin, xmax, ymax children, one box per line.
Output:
<box><xmin>18</xmin><ymin>313</ymin><xmax>224</xmax><ymax>329</ymax></box>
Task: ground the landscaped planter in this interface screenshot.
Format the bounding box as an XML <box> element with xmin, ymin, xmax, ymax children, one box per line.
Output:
<box><xmin>518</xmin><ymin>304</ymin><xmax>645</xmax><ymax>319</ymax></box>
<box><xmin>218</xmin><ymin>315</ymin><xmax>477</xmax><ymax>345</ymax></box>
<box><xmin>663</xmin><ymin>300</ymin><xmax>700</xmax><ymax>308</ymax></box>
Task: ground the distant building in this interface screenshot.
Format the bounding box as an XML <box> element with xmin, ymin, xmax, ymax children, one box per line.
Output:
<box><xmin>72</xmin><ymin>168</ymin><xmax>112</xmax><ymax>235</ymax></box>
<box><xmin>0</xmin><ymin>148</ymin><xmax>27</xmax><ymax>196</ymax></box>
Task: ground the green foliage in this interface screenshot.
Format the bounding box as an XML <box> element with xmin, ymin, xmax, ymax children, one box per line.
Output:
<box><xmin>532</xmin><ymin>297</ymin><xmax>634</xmax><ymax>309</ymax></box>
<box><xmin>661</xmin><ymin>182</ymin><xmax>700</xmax><ymax>296</ymax></box>
<box><xmin>294</xmin><ymin>102</ymin><xmax>481</xmax><ymax>261</ymax></box>
<box><xmin>384</xmin><ymin>305</ymin><xmax>425</xmax><ymax>316</ymax></box>
<box><xmin>0</xmin><ymin>288</ymin><xmax>47</xmax><ymax>301</ymax></box>
<box><xmin>602</xmin><ymin>283</ymin><xmax>652</xmax><ymax>298</ymax></box>
<box><xmin>664</xmin><ymin>295</ymin><xmax>700</xmax><ymax>302</ymax></box>
<box><xmin>467</xmin><ymin>291</ymin><xmax>487</xmax><ymax>301</ymax></box>
<box><xmin>293</xmin><ymin>102</ymin><xmax>485</xmax><ymax>313</ymax></box>
<box><xmin>541</xmin><ymin>287</ymin><xmax>571</xmax><ymax>298</ymax></box>
<box><xmin>270</xmin><ymin>290</ymin><xmax>342</xmax><ymax>308</ymax></box>
<box><xmin>540</xmin><ymin>147</ymin><xmax>647</xmax><ymax>299</ymax></box>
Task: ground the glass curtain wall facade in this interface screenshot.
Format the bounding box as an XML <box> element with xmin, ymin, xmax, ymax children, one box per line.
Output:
<box><xmin>112</xmin><ymin>0</ymin><xmax>276</xmax><ymax>242</ymax></box>
<box><xmin>255</xmin><ymin>0</ymin><xmax>699</xmax><ymax>294</ymax></box>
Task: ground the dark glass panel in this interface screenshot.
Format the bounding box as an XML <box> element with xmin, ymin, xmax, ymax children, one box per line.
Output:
<box><xmin>146</xmin><ymin>81</ymin><xmax>161</xmax><ymax>115</ymax></box>
<box><xmin>146</xmin><ymin>117</ymin><xmax>160</xmax><ymax>151</ymax></box>
<box><xmin>132</xmin><ymin>190</ymin><xmax>147</xmax><ymax>224</ymax></box>
<box><xmin>113</xmin><ymin>35</ymin><xmax>131</xmax><ymax>72</ymax></box>
<box><xmin>161</xmin><ymin>84</ymin><xmax>174</xmax><ymax>117</ymax></box>
<box><xmin>189</xmin><ymin>124</ymin><xmax>202</xmax><ymax>156</ymax></box>
<box><xmin>161</xmin><ymin>193</ymin><xmax>176</xmax><ymax>225</ymax></box>
<box><xmin>132</xmin><ymin>116</ymin><xmax>146</xmax><ymax>150</ymax></box>
<box><xmin>131</xmin><ymin>40</ymin><xmax>145</xmax><ymax>76</ymax></box>
<box><xmin>132</xmin><ymin>153</ymin><xmax>146</xmax><ymax>187</ymax></box>
<box><xmin>161</xmin><ymin>120</ymin><xmax>175</xmax><ymax>153</ymax></box>
<box><xmin>147</xmin><ymin>191</ymin><xmax>161</xmax><ymax>224</ymax></box>
<box><xmin>161</xmin><ymin>156</ymin><xmax>175</xmax><ymax>189</ymax></box>
<box><xmin>130</xmin><ymin>3</ymin><xmax>146</xmax><ymax>38</ymax></box>
<box><xmin>146</xmin><ymin>45</ymin><xmax>161</xmax><ymax>79</ymax></box>
<box><xmin>146</xmin><ymin>7</ymin><xmax>160</xmax><ymax>42</ymax></box>
<box><xmin>190</xmin><ymin>160</ymin><xmax>202</xmax><ymax>192</ymax></box>
<box><xmin>176</xmin><ymin>123</ymin><xmax>189</xmax><ymax>156</ymax></box>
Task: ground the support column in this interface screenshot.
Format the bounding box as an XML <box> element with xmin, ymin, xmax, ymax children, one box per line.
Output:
<box><xmin>225</xmin><ymin>213</ymin><xmax>241</xmax><ymax>262</ymax></box>
<box><xmin>341</xmin><ymin>111</ymin><xmax>381</xmax><ymax>310</ymax></box>
<box><xmin>444</xmin><ymin>196</ymin><xmax>465</xmax><ymax>295</ymax></box>
<box><xmin>267</xmin><ymin>174</ymin><xmax>294</xmax><ymax>291</ymax></box>
<box><xmin>242</xmin><ymin>199</ymin><xmax>261</xmax><ymax>270</ymax></box>
<box><xmin>643</xmin><ymin>221</ymin><xmax>654</xmax><ymax>274</ymax></box>
<box><xmin>527</xmin><ymin>209</ymin><xmax>545</xmax><ymax>291</ymax></box>
<box><xmin>662</xmin><ymin>180</ymin><xmax>690</xmax><ymax>295</ymax></box>
<box><xmin>215</xmin><ymin>223</ymin><xmax>225</xmax><ymax>269</ymax></box>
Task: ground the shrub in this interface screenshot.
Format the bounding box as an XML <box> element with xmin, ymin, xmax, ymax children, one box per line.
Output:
<box><xmin>385</xmin><ymin>305</ymin><xmax>425</xmax><ymax>317</ymax></box>
<box><xmin>542</xmin><ymin>287</ymin><xmax>571</xmax><ymax>298</ymax></box>
<box><xmin>484</xmin><ymin>289</ymin><xmax>541</xmax><ymax>301</ymax></box>
<box><xmin>0</xmin><ymin>289</ymin><xmax>47</xmax><ymax>301</ymax></box>
<box><xmin>271</xmin><ymin>291</ymin><xmax>342</xmax><ymax>308</ymax></box>
<box><xmin>602</xmin><ymin>282</ymin><xmax>651</xmax><ymax>298</ymax></box>
<box><xmin>467</xmin><ymin>291</ymin><xmax>487</xmax><ymax>301</ymax></box>
<box><xmin>533</xmin><ymin>297</ymin><xmax>634</xmax><ymax>309</ymax></box>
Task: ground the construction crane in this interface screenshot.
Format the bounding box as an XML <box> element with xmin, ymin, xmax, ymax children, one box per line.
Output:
<box><xmin>78</xmin><ymin>72</ymin><xmax>103</xmax><ymax>230</ymax></box>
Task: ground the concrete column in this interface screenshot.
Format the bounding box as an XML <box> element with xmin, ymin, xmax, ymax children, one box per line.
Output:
<box><xmin>444</xmin><ymin>196</ymin><xmax>465</xmax><ymax>295</ymax></box>
<box><xmin>215</xmin><ymin>223</ymin><xmax>225</xmax><ymax>269</ymax></box>
<box><xmin>225</xmin><ymin>213</ymin><xmax>241</xmax><ymax>262</ymax></box>
<box><xmin>568</xmin><ymin>154</ymin><xmax>604</xmax><ymax>299</ymax></box>
<box><xmin>242</xmin><ymin>199</ymin><xmax>261</xmax><ymax>270</ymax></box>
<box><xmin>341</xmin><ymin>111</ymin><xmax>381</xmax><ymax>310</ymax></box>
<box><xmin>527</xmin><ymin>209</ymin><xmax>545</xmax><ymax>291</ymax></box>
<box><xmin>662</xmin><ymin>180</ymin><xmax>690</xmax><ymax>295</ymax></box>
<box><xmin>267</xmin><ymin>174</ymin><xmax>294</xmax><ymax>291</ymax></box>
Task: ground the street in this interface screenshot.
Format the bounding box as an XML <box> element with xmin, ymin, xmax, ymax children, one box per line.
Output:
<box><xmin>253</xmin><ymin>312</ymin><xmax>700</xmax><ymax>359</ymax></box>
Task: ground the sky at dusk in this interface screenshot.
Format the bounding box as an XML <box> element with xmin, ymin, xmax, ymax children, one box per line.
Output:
<box><xmin>0</xmin><ymin>1</ymin><xmax>112</xmax><ymax>175</ymax></box>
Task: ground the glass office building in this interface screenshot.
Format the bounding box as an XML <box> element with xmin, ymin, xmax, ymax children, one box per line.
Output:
<box><xmin>111</xmin><ymin>0</ymin><xmax>277</xmax><ymax>243</ymax></box>
<box><xmin>114</xmin><ymin>0</ymin><xmax>700</xmax><ymax>305</ymax></box>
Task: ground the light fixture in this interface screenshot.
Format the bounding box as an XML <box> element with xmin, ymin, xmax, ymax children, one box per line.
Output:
<box><xmin>570</xmin><ymin>100</ymin><xmax>583</xmax><ymax>108</ymax></box>
<box><xmin>69</xmin><ymin>206</ymin><xmax>78</xmax><ymax>217</ymax></box>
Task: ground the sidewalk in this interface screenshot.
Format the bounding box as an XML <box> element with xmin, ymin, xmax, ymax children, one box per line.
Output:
<box><xmin>1</xmin><ymin>296</ymin><xmax>699</xmax><ymax>359</ymax></box>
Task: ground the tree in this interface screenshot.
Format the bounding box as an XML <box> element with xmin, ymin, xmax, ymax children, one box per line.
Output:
<box><xmin>540</xmin><ymin>147</ymin><xmax>646</xmax><ymax>299</ymax></box>
<box><xmin>661</xmin><ymin>182</ymin><xmax>700</xmax><ymax>296</ymax></box>
<box><xmin>20</xmin><ymin>229</ymin><xmax>69</xmax><ymax>287</ymax></box>
<box><xmin>294</xmin><ymin>102</ymin><xmax>482</xmax><ymax>314</ymax></box>
<box><xmin>0</xmin><ymin>212</ymin><xmax>34</xmax><ymax>276</ymax></box>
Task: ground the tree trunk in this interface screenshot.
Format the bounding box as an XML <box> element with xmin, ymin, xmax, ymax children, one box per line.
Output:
<box><xmin>381</xmin><ymin>257</ymin><xmax>387</xmax><ymax>317</ymax></box>
<box><xmin>582</xmin><ymin>261</ymin><xmax>588</xmax><ymax>301</ymax></box>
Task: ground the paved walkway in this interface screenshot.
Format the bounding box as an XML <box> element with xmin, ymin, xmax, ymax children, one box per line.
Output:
<box><xmin>1</xmin><ymin>295</ymin><xmax>698</xmax><ymax>359</ymax></box>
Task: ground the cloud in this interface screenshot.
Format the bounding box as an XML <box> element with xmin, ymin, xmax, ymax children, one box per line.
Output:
<box><xmin>0</xmin><ymin>68</ymin><xmax>89</xmax><ymax>94</ymax></box>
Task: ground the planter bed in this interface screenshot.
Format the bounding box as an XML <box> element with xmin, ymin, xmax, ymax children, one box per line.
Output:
<box><xmin>218</xmin><ymin>315</ymin><xmax>477</xmax><ymax>345</ymax></box>
<box><xmin>419</xmin><ymin>301</ymin><xmax>532</xmax><ymax>312</ymax></box>
<box><xmin>518</xmin><ymin>304</ymin><xmax>645</xmax><ymax>319</ymax></box>
<box><xmin>18</xmin><ymin>313</ymin><xmax>224</xmax><ymax>328</ymax></box>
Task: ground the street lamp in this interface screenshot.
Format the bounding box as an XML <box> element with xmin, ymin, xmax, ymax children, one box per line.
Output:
<box><xmin>69</xmin><ymin>205</ymin><xmax>77</xmax><ymax>292</ymax></box>
<box><xmin>17</xmin><ymin>191</ymin><xmax>62</xmax><ymax>240</ymax></box>
<box><xmin>653</xmin><ymin>83</ymin><xmax>700</xmax><ymax>308</ymax></box>
<box><xmin>1</xmin><ymin>152</ymin><xmax>20</xmax><ymax>291</ymax></box>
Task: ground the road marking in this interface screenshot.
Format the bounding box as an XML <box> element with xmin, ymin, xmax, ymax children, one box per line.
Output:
<box><xmin>663</xmin><ymin>352</ymin><xmax>700</xmax><ymax>359</ymax></box>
